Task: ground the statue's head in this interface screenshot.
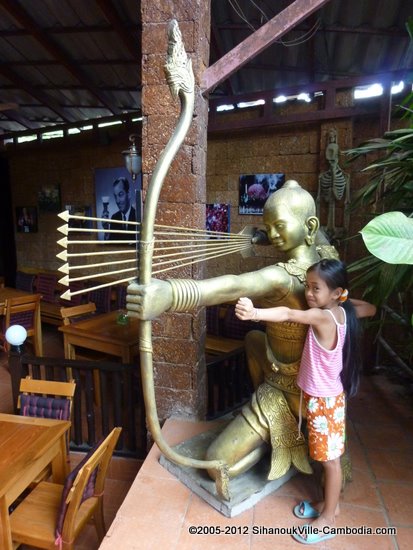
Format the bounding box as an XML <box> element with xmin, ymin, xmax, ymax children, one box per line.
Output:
<box><xmin>263</xmin><ymin>180</ymin><xmax>319</xmax><ymax>251</ymax></box>
<box><xmin>328</xmin><ymin>128</ymin><xmax>337</xmax><ymax>142</ymax></box>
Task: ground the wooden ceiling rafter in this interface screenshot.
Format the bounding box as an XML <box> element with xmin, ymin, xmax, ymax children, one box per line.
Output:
<box><xmin>0</xmin><ymin>0</ymin><xmax>121</xmax><ymax>116</ymax></box>
<box><xmin>0</xmin><ymin>23</ymin><xmax>137</xmax><ymax>37</ymax></box>
<box><xmin>0</xmin><ymin>64</ymin><xmax>77</xmax><ymax>124</ymax></box>
<box><xmin>95</xmin><ymin>0</ymin><xmax>140</xmax><ymax>60</ymax></box>
<box><xmin>0</xmin><ymin>108</ymin><xmax>41</xmax><ymax>131</ymax></box>
<box><xmin>214</xmin><ymin>22</ymin><xmax>405</xmax><ymax>38</ymax></box>
<box><xmin>210</xmin><ymin>22</ymin><xmax>235</xmax><ymax>97</ymax></box>
<box><xmin>202</xmin><ymin>0</ymin><xmax>332</xmax><ymax>94</ymax></box>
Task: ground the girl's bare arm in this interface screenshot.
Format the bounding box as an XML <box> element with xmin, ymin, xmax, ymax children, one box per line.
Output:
<box><xmin>349</xmin><ymin>298</ymin><xmax>377</xmax><ymax>318</ymax></box>
<box><xmin>235</xmin><ymin>297</ymin><xmax>326</xmax><ymax>326</ymax></box>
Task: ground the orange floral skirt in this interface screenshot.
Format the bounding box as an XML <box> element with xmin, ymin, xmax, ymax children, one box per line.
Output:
<box><xmin>303</xmin><ymin>391</ymin><xmax>346</xmax><ymax>462</ymax></box>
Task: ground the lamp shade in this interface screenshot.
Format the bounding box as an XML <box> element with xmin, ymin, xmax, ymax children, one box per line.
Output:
<box><xmin>5</xmin><ymin>325</ymin><xmax>28</xmax><ymax>346</ymax></box>
<box><xmin>122</xmin><ymin>134</ymin><xmax>141</xmax><ymax>180</ymax></box>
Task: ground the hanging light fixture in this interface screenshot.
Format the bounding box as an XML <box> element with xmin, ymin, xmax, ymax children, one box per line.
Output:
<box><xmin>122</xmin><ymin>134</ymin><xmax>141</xmax><ymax>180</ymax></box>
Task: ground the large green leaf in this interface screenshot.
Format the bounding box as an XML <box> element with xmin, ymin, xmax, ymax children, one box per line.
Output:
<box><xmin>360</xmin><ymin>212</ymin><xmax>413</xmax><ymax>264</ymax></box>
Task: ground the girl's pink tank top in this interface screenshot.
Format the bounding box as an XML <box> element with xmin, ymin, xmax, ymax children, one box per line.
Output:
<box><xmin>297</xmin><ymin>308</ymin><xmax>346</xmax><ymax>397</ymax></box>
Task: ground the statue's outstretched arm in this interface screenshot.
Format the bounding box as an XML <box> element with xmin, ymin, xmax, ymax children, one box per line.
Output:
<box><xmin>127</xmin><ymin>265</ymin><xmax>291</xmax><ymax>320</ymax></box>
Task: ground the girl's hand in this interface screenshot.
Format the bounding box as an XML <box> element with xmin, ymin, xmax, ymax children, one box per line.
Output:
<box><xmin>235</xmin><ymin>297</ymin><xmax>256</xmax><ymax>321</ymax></box>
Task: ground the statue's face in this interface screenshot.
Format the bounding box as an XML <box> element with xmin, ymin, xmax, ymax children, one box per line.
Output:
<box><xmin>263</xmin><ymin>203</ymin><xmax>307</xmax><ymax>252</ymax></box>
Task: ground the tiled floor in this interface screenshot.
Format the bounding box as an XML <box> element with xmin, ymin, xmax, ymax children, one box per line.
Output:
<box><xmin>102</xmin><ymin>371</ymin><xmax>413</xmax><ymax>549</ymax></box>
<box><xmin>0</xmin><ymin>325</ymin><xmax>141</xmax><ymax>550</ymax></box>
<box><xmin>2</xmin><ymin>325</ymin><xmax>413</xmax><ymax>549</ymax></box>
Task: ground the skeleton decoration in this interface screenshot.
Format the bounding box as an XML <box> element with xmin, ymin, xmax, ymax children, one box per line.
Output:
<box><xmin>316</xmin><ymin>128</ymin><xmax>350</xmax><ymax>243</ymax></box>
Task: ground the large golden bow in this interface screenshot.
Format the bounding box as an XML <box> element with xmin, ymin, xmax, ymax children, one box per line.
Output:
<box><xmin>138</xmin><ymin>20</ymin><xmax>230</xmax><ymax>500</ymax></box>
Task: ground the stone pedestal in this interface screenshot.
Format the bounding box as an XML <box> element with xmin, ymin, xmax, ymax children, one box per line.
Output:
<box><xmin>159</xmin><ymin>422</ymin><xmax>297</xmax><ymax>517</ymax></box>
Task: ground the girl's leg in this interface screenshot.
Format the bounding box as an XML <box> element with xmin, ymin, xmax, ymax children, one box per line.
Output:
<box><xmin>313</xmin><ymin>457</ymin><xmax>342</xmax><ymax>526</ymax></box>
<box><xmin>322</xmin><ymin>458</ymin><xmax>342</xmax><ymax>519</ymax></box>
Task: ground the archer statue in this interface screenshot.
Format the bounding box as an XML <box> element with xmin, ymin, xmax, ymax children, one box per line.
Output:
<box><xmin>127</xmin><ymin>179</ymin><xmax>342</xmax><ymax>488</ymax></box>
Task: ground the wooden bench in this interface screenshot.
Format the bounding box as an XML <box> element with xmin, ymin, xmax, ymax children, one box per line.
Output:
<box><xmin>205</xmin><ymin>303</ymin><xmax>265</xmax><ymax>356</ymax></box>
<box><xmin>40</xmin><ymin>301</ymin><xmax>64</xmax><ymax>325</ymax></box>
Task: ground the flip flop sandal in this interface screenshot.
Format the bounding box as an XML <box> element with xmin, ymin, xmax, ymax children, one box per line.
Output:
<box><xmin>292</xmin><ymin>525</ymin><xmax>335</xmax><ymax>545</ymax></box>
<box><xmin>293</xmin><ymin>501</ymin><xmax>320</xmax><ymax>519</ymax></box>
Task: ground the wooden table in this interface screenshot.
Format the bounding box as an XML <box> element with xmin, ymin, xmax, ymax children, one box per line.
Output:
<box><xmin>205</xmin><ymin>334</ymin><xmax>245</xmax><ymax>356</ymax></box>
<box><xmin>0</xmin><ymin>287</ymin><xmax>33</xmax><ymax>312</ymax></box>
<box><xmin>58</xmin><ymin>310</ymin><xmax>140</xmax><ymax>363</ymax></box>
<box><xmin>0</xmin><ymin>413</ymin><xmax>71</xmax><ymax>549</ymax></box>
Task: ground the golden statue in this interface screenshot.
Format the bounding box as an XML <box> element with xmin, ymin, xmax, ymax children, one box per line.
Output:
<box><xmin>127</xmin><ymin>179</ymin><xmax>338</xmax><ymax>485</ymax></box>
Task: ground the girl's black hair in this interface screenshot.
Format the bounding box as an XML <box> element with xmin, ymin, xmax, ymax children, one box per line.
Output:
<box><xmin>307</xmin><ymin>258</ymin><xmax>361</xmax><ymax>398</ymax></box>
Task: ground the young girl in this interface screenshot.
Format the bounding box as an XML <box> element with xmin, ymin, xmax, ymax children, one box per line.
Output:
<box><xmin>235</xmin><ymin>259</ymin><xmax>376</xmax><ymax>544</ymax></box>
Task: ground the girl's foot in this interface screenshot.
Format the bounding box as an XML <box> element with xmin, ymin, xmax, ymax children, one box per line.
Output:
<box><xmin>293</xmin><ymin>500</ymin><xmax>340</xmax><ymax>519</ymax></box>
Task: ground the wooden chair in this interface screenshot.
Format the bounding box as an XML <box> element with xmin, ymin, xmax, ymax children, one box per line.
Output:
<box><xmin>59</xmin><ymin>280</ymin><xmax>86</xmax><ymax>307</ymax></box>
<box><xmin>18</xmin><ymin>376</ymin><xmax>76</xmax><ymax>484</ymax></box>
<box><xmin>36</xmin><ymin>272</ymin><xmax>58</xmax><ymax>303</ymax></box>
<box><xmin>1</xmin><ymin>293</ymin><xmax>43</xmax><ymax>355</ymax></box>
<box><xmin>10</xmin><ymin>427</ymin><xmax>122</xmax><ymax>550</ymax></box>
<box><xmin>18</xmin><ymin>376</ymin><xmax>76</xmax><ymax>420</ymax></box>
<box><xmin>15</xmin><ymin>270</ymin><xmax>36</xmax><ymax>292</ymax></box>
<box><xmin>87</xmin><ymin>286</ymin><xmax>112</xmax><ymax>314</ymax></box>
<box><xmin>60</xmin><ymin>302</ymin><xmax>105</xmax><ymax>405</ymax></box>
<box><xmin>60</xmin><ymin>302</ymin><xmax>97</xmax><ymax>327</ymax></box>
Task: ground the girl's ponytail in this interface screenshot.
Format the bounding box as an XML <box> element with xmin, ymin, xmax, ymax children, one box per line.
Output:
<box><xmin>340</xmin><ymin>299</ymin><xmax>361</xmax><ymax>398</ymax></box>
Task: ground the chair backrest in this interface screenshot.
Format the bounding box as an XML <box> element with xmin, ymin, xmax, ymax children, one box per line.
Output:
<box><xmin>222</xmin><ymin>304</ymin><xmax>265</xmax><ymax>339</ymax></box>
<box><xmin>36</xmin><ymin>272</ymin><xmax>58</xmax><ymax>303</ymax></box>
<box><xmin>206</xmin><ymin>305</ymin><xmax>221</xmax><ymax>336</ymax></box>
<box><xmin>115</xmin><ymin>284</ymin><xmax>127</xmax><ymax>310</ymax></box>
<box><xmin>15</xmin><ymin>271</ymin><xmax>36</xmax><ymax>292</ymax></box>
<box><xmin>87</xmin><ymin>286</ymin><xmax>112</xmax><ymax>314</ymax></box>
<box><xmin>60</xmin><ymin>302</ymin><xmax>97</xmax><ymax>325</ymax></box>
<box><xmin>18</xmin><ymin>376</ymin><xmax>76</xmax><ymax>420</ymax></box>
<box><xmin>59</xmin><ymin>280</ymin><xmax>85</xmax><ymax>307</ymax></box>
<box><xmin>4</xmin><ymin>293</ymin><xmax>43</xmax><ymax>355</ymax></box>
<box><xmin>56</xmin><ymin>427</ymin><xmax>122</xmax><ymax>543</ymax></box>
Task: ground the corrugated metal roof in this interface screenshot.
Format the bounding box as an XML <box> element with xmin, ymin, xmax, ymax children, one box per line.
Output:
<box><xmin>0</xmin><ymin>0</ymin><xmax>412</xmax><ymax>140</ymax></box>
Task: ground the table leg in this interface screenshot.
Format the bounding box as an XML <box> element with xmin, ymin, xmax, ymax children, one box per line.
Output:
<box><xmin>50</xmin><ymin>434</ymin><xmax>70</xmax><ymax>483</ymax></box>
<box><xmin>63</xmin><ymin>335</ymin><xmax>76</xmax><ymax>360</ymax></box>
<box><xmin>0</xmin><ymin>495</ymin><xmax>12</xmax><ymax>550</ymax></box>
<box><xmin>121</xmin><ymin>348</ymin><xmax>131</xmax><ymax>363</ymax></box>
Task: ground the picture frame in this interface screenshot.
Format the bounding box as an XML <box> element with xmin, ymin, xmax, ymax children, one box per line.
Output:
<box><xmin>239</xmin><ymin>173</ymin><xmax>285</xmax><ymax>215</ymax></box>
<box><xmin>206</xmin><ymin>203</ymin><xmax>230</xmax><ymax>235</ymax></box>
<box><xmin>38</xmin><ymin>184</ymin><xmax>61</xmax><ymax>212</ymax></box>
<box><xmin>16</xmin><ymin>206</ymin><xmax>38</xmax><ymax>233</ymax></box>
<box><xmin>94</xmin><ymin>167</ymin><xmax>141</xmax><ymax>242</ymax></box>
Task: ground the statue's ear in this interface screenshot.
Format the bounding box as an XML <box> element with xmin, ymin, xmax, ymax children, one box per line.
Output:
<box><xmin>305</xmin><ymin>216</ymin><xmax>320</xmax><ymax>245</ymax></box>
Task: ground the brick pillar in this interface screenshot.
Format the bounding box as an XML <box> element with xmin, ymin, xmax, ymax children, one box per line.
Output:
<box><xmin>141</xmin><ymin>2</ymin><xmax>211</xmax><ymax>419</ymax></box>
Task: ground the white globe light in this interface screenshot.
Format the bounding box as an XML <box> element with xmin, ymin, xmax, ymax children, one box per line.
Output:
<box><xmin>5</xmin><ymin>325</ymin><xmax>28</xmax><ymax>346</ymax></box>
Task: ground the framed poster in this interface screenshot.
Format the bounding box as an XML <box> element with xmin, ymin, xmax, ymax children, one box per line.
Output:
<box><xmin>206</xmin><ymin>203</ymin><xmax>230</xmax><ymax>235</ymax></box>
<box><xmin>239</xmin><ymin>173</ymin><xmax>285</xmax><ymax>215</ymax></box>
<box><xmin>38</xmin><ymin>184</ymin><xmax>61</xmax><ymax>212</ymax></box>
<box><xmin>16</xmin><ymin>206</ymin><xmax>38</xmax><ymax>233</ymax></box>
<box><xmin>94</xmin><ymin>167</ymin><xmax>141</xmax><ymax>242</ymax></box>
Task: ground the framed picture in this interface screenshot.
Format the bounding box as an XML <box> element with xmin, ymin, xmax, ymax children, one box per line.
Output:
<box><xmin>16</xmin><ymin>206</ymin><xmax>38</xmax><ymax>233</ymax></box>
<box><xmin>239</xmin><ymin>173</ymin><xmax>285</xmax><ymax>215</ymax></box>
<box><xmin>65</xmin><ymin>205</ymin><xmax>93</xmax><ymax>232</ymax></box>
<box><xmin>206</xmin><ymin>203</ymin><xmax>230</xmax><ymax>235</ymax></box>
<box><xmin>38</xmin><ymin>184</ymin><xmax>61</xmax><ymax>212</ymax></box>
<box><xmin>94</xmin><ymin>167</ymin><xmax>141</xmax><ymax>242</ymax></box>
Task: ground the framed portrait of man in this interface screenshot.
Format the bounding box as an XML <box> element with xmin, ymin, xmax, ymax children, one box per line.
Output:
<box><xmin>94</xmin><ymin>167</ymin><xmax>141</xmax><ymax>242</ymax></box>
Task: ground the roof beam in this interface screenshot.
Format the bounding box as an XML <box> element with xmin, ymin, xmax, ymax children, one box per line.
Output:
<box><xmin>210</xmin><ymin>22</ymin><xmax>235</xmax><ymax>97</ymax></box>
<box><xmin>0</xmin><ymin>109</ymin><xmax>44</xmax><ymax>130</ymax></box>
<box><xmin>0</xmin><ymin>64</ymin><xmax>77</xmax><ymax>123</ymax></box>
<box><xmin>202</xmin><ymin>0</ymin><xmax>332</xmax><ymax>94</ymax></box>
<box><xmin>95</xmin><ymin>0</ymin><xmax>139</xmax><ymax>59</ymax></box>
<box><xmin>0</xmin><ymin>0</ymin><xmax>121</xmax><ymax>115</ymax></box>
